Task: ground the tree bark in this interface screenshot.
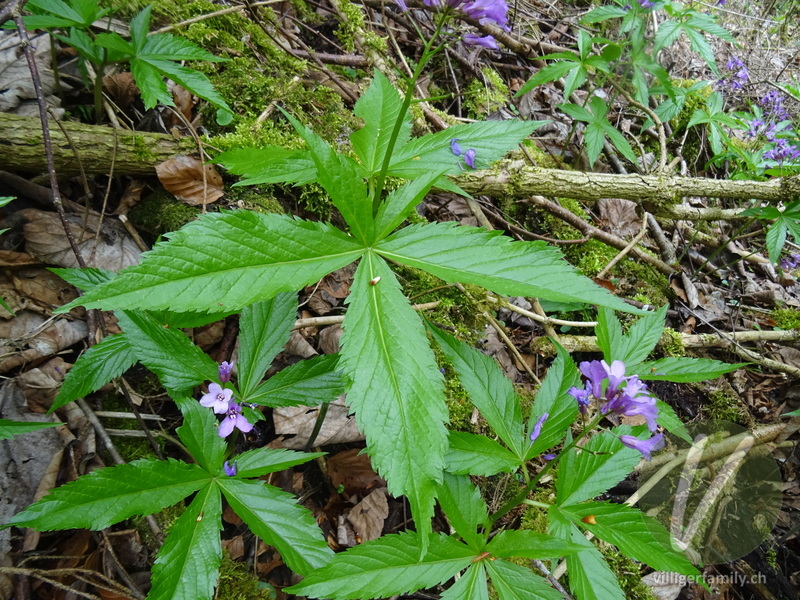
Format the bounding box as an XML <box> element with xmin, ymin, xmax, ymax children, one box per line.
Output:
<box><xmin>0</xmin><ymin>113</ymin><xmax>194</xmax><ymax>176</ymax></box>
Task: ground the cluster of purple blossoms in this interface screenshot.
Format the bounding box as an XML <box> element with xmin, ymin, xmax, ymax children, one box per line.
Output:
<box><xmin>451</xmin><ymin>138</ymin><xmax>477</xmax><ymax>168</ymax></box>
<box><xmin>780</xmin><ymin>253</ymin><xmax>800</xmax><ymax>271</ymax></box>
<box><xmin>748</xmin><ymin>90</ymin><xmax>800</xmax><ymax>166</ymax></box>
<box><xmin>568</xmin><ymin>360</ymin><xmax>664</xmax><ymax>460</ymax></box>
<box><xmin>198</xmin><ymin>362</ymin><xmax>254</xmax><ymax>438</ymax></box>
<box><xmin>395</xmin><ymin>0</ymin><xmax>509</xmax><ymax>49</ymax></box>
<box><xmin>716</xmin><ymin>56</ymin><xmax>749</xmax><ymax>93</ymax></box>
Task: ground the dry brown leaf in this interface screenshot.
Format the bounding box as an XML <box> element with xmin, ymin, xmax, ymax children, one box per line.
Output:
<box><xmin>318</xmin><ymin>325</ymin><xmax>342</xmax><ymax>354</ymax></box>
<box><xmin>346</xmin><ymin>488</ymin><xmax>388</xmax><ymax>542</ymax></box>
<box><xmin>103</xmin><ymin>72</ymin><xmax>138</xmax><ymax>111</ymax></box>
<box><xmin>15</xmin><ymin>356</ymin><xmax>68</xmax><ymax>411</ymax></box>
<box><xmin>156</xmin><ymin>155</ymin><xmax>224</xmax><ymax>206</ymax></box>
<box><xmin>597</xmin><ymin>198</ymin><xmax>641</xmax><ymax>239</ymax></box>
<box><xmin>274</xmin><ymin>396</ymin><xmax>362</xmax><ymax>449</ymax></box>
<box><xmin>327</xmin><ymin>448</ymin><xmax>385</xmax><ymax>493</ymax></box>
<box><xmin>286</xmin><ymin>330</ymin><xmax>318</xmax><ymax>358</ymax></box>
<box><xmin>0</xmin><ymin>312</ymin><xmax>88</xmax><ymax>373</ymax></box>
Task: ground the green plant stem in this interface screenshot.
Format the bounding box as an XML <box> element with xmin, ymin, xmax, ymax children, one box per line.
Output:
<box><xmin>489</xmin><ymin>413</ymin><xmax>604</xmax><ymax>524</ymax></box>
<box><xmin>370</xmin><ymin>14</ymin><xmax>447</xmax><ymax>214</ymax></box>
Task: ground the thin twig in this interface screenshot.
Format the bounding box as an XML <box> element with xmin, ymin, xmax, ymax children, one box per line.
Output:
<box><xmin>596</xmin><ymin>212</ymin><xmax>648</xmax><ymax>279</ymax></box>
<box><xmin>293</xmin><ymin>301</ymin><xmax>441</xmax><ymax>329</ymax></box>
<box><xmin>485</xmin><ymin>312</ymin><xmax>541</xmax><ymax>385</ymax></box>
<box><xmin>149</xmin><ymin>0</ymin><xmax>282</xmax><ymax>34</ymax></box>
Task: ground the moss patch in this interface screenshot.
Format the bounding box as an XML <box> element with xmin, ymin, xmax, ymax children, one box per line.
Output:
<box><xmin>129</xmin><ymin>191</ymin><xmax>200</xmax><ymax>238</ymax></box>
<box><xmin>771</xmin><ymin>308</ymin><xmax>800</xmax><ymax>330</ymax></box>
<box><xmin>217</xmin><ymin>552</ymin><xmax>274</xmax><ymax>600</ymax></box>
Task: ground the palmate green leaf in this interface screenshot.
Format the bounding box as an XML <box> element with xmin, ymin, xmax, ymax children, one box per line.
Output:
<box><xmin>230</xmin><ymin>448</ymin><xmax>323</xmax><ymax>478</ymax></box>
<box><xmin>283</xmin><ymin>111</ymin><xmax>373</xmax><ymax>243</ymax></box>
<box><xmin>219</xmin><ymin>478</ymin><xmax>333</xmax><ymax>575</ymax></box>
<box><xmin>131</xmin><ymin>58</ymin><xmax>172</xmax><ymax>108</ymax></box>
<box><xmin>559</xmin><ymin>502</ymin><xmax>699</xmax><ymax>576</ymax></box>
<box><xmin>486</xmin><ymin>530</ymin><xmax>584</xmax><ymax>559</ymax></box>
<box><xmin>440</xmin><ymin>564</ymin><xmax>489</xmax><ymax>600</ymax></box>
<box><xmin>175</xmin><ymin>398</ymin><xmax>227</xmax><ymax>472</ymax></box>
<box><xmin>428</xmin><ymin>324</ymin><xmax>524</xmax><ymax>457</ymax></box>
<box><xmin>94</xmin><ymin>33</ymin><xmax>135</xmax><ymax>56</ymax></box>
<box><xmin>58</xmin><ymin>211</ymin><xmax>365</xmax><ymax>313</ymax></box>
<box><xmin>340</xmin><ymin>253</ymin><xmax>447</xmax><ymax>546</ymax></box>
<box><xmin>51</xmin><ymin>267</ymin><xmax>114</xmax><ymax>291</ymax></box>
<box><xmin>515</xmin><ymin>60</ymin><xmax>580</xmax><ymax>97</ymax></box>
<box><xmin>144</xmin><ymin>59</ymin><xmax>233</xmax><ymax>119</ymax></box>
<box><xmin>285</xmin><ymin>531</ymin><xmax>475</xmax><ymax>600</ymax></box>
<box><xmin>596</xmin><ymin>306</ymin><xmax>667</xmax><ymax>366</ymax></box>
<box><xmin>388</xmin><ymin>121</ymin><xmax>546</xmax><ymax>179</ymax></box>
<box><xmin>373</xmin><ymin>172</ymin><xmax>444</xmax><ymax>240</ymax></box>
<box><xmin>485</xmin><ymin>559</ymin><xmax>562</xmax><ymax>600</ymax></box>
<box><xmin>445</xmin><ymin>431</ymin><xmax>520</xmax><ymax>476</ymax></box>
<box><xmin>115</xmin><ymin>311</ymin><xmax>218</xmax><ymax>394</ymax></box>
<box><xmin>628</xmin><ymin>357</ymin><xmax>746</xmax><ymax>382</ymax></box>
<box><xmin>6</xmin><ymin>459</ymin><xmax>209</xmax><ymax>531</ymax></box>
<box><xmin>237</xmin><ymin>293</ymin><xmax>297</xmax><ymax>397</ymax></box>
<box><xmin>580</xmin><ymin>5</ymin><xmax>629</xmax><ymax>23</ymax></box>
<box><xmin>149</xmin><ymin>483</ymin><xmax>222</xmax><ymax>600</ymax></box>
<box><xmin>376</xmin><ymin>222</ymin><xmax>636</xmax><ymax>312</ymax></box>
<box><xmin>584</xmin><ymin>122</ymin><xmax>606</xmax><ymax>167</ymax></box>
<box><xmin>556</xmin><ymin>430</ymin><xmax>640</xmax><ymax>507</ymax></box>
<box><xmin>51</xmin><ymin>333</ymin><xmax>138</xmax><ymax>411</ymax></box>
<box><xmin>0</xmin><ymin>419</ymin><xmax>60</xmax><ymax>440</ymax></box>
<box><xmin>525</xmin><ymin>341</ymin><xmax>579</xmax><ymax>459</ymax></box>
<box><xmin>548</xmin><ymin>509</ymin><xmax>625</xmax><ymax>600</ymax></box>
<box><xmin>351</xmin><ymin>69</ymin><xmax>411</xmax><ymax>174</ymax></box>
<box><xmin>129</xmin><ymin>4</ymin><xmax>152</xmax><ymax>53</ymax></box>
<box><xmin>139</xmin><ymin>34</ymin><xmax>227</xmax><ymax>63</ymax></box>
<box><xmin>247</xmin><ymin>354</ymin><xmax>344</xmax><ymax>407</ymax></box>
<box><xmin>216</xmin><ymin>147</ymin><xmax>317</xmax><ymax>186</ymax></box>
<box><xmin>436</xmin><ymin>472</ymin><xmax>489</xmax><ymax>550</ymax></box>
<box><xmin>56</xmin><ymin>29</ymin><xmax>105</xmax><ymax>64</ymax></box>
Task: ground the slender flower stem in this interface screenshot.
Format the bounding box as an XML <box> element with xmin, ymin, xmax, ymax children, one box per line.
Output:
<box><xmin>489</xmin><ymin>414</ymin><xmax>604</xmax><ymax>524</ymax></box>
<box><xmin>370</xmin><ymin>14</ymin><xmax>448</xmax><ymax>214</ymax></box>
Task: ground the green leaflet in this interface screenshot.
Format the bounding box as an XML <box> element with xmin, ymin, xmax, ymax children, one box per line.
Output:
<box><xmin>339</xmin><ymin>253</ymin><xmax>448</xmax><ymax>546</ymax></box>
<box><xmin>175</xmin><ymin>398</ymin><xmax>227</xmax><ymax>472</ymax></box>
<box><xmin>285</xmin><ymin>531</ymin><xmax>474</xmax><ymax>600</ymax></box>
<box><xmin>51</xmin><ymin>333</ymin><xmax>138</xmax><ymax>412</ymax></box>
<box><xmin>428</xmin><ymin>324</ymin><xmax>525</xmax><ymax>457</ymax></box>
<box><xmin>237</xmin><ymin>293</ymin><xmax>298</xmax><ymax>397</ymax></box>
<box><xmin>229</xmin><ymin>448</ymin><xmax>323</xmax><ymax>479</ymax></box>
<box><xmin>629</xmin><ymin>357</ymin><xmax>746</xmax><ymax>382</ymax></box>
<box><xmin>351</xmin><ymin>70</ymin><xmax>411</xmax><ymax>175</ymax></box>
<box><xmin>5</xmin><ymin>459</ymin><xmax>210</xmax><ymax>531</ymax></box>
<box><xmin>246</xmin><ymin>354</ymin><xmax>345</xmax><ymax>407</ymax></box>
<box><xmin>0</xmin><ymin>419</ymin><xmax>61</xmax><ymax>440</ymax></box>
<box><xmin>558</xmin><ymin>502</ymin><xmax>699</xmax><ymax>576</ymax></box>
<box><xmin>485</xmin><ymin>530</ymin><xmax>585</xmax><ymax>559</ymax></box>
<box><xmin>218</xmin><ymin>478</ymin><xmax>333</xmax><ymax>576</ymax></box>
<box><xmin>58</xmin><ymin>212</ymin><xmax>365</xmax><ymax>313</ymax></box>
<box><xmin>596</xmin><ymin>305</ymin><xmax>668</xmax><ymax>366</ymax></box>
<box><xmin>436</xmin><ymin>472</ymin><xmax>489</xmax><ymax>551</ymax></box>
<box><xmin>445</xmin><ymin>431</ymin><xmax>520</xmax><ymax>476</ymax></box>
<box><xmin>439</xmin><ymin>564</ymin><xmax>489</xmax><ymax>600</ymax></box>
<box><xmin>376</xmin><ymin>222</ymin><xmax>637</xmax><ymax>312</ymax></box>
<box><xmin>149</xmin><ymin>483</ymin><xmax>222</xmax><ymax>600</ymax></box>
<box><xmin>115</xmin><ymin>311</ymin><xmax>218</xmax><ymax>394</ymax></box>
<box><xmin>215</xmin><ymin>147</ymin><xmax>317</xmax><ymax>186</ymax></box>
<box><xmin>373</xmin><ymin>172</ymin><xmax>443</xmax><ymax>241</ymax></box>
<box><xmin>556</xmin><ymin>430</ymin><xmax>640</xmax><ymax>507</ymax></box>
<box><xmin>485</xmin><ymin>559</ymin><xmax>563</xmax><ymax>600</ymax></box>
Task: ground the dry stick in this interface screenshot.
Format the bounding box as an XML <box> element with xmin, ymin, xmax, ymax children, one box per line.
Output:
<box><xmin>293</xmin><ymin>301</ymin><xmax>441</xmax><ymax>330</ymax></box>
<box><xmin>485</xmin><ymin>295</ymin><xmax>598</xmax><ymax>328</ymax></box>
<box><xmin>596</xmin><ymin>213</ymin><xmax>649</xmax><ymax>279</ymax></box>
<box><xmin>485</xmin><ymin>312</ymin><xmax>542</xmax><ymax>385</ymax></box>
<box><xmin>0</xmin><ymin>568</ymin><xmax>104</xmax><ymax>600</ymax></box>
<box><xmin>526</xmin><ymin>195</ymin><xmax>676</xmax><ymax>275</ymax></box>
<box><xmin>100</xmin><ymin>531</ymin><xmax>146</xmax><ymax>600</ymax></box>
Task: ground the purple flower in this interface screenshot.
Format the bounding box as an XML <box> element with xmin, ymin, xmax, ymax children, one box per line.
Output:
<box><xmin>451</xmin><ymin>138</ymin><xmax>463</xmax><ymax>156</ymax></box>
<box><xmin>579</xmin><ymin>360</ymin><xmax>608</xmax><ymax>398</ymax></box>
<box><xmin>464</xmin><ymin>148</ymin><xmax>477</xmax><ymax>168</ymax></box>
<box><xmin>620</xmin><ymin>433</ymin><xmax>664</xmax><ymax>461</ymax></box>
<box><xmin>747</xmin><ymin>118</ymin><xmax>764</xmax><ymax>138</ymax></box>
<box><xmin>717</xmin><ymin>56</ymin><xmax>748</xmax><ymax>92</ymax></box>
<box><xmin>394</xmin><ymin>0</ymin><xmax>408</xmax><ymax>9</ymax></box>
<box><xmin>781</xmin><ymin>253</ymin><xmax>800</xmax><ymax>270</ymax></box>
<box><xmin>461</xmin><ymin>0</ymin><xmax>509</xmax><ymax>28</ymax></box>
<box><xmin>200</xmin><ymin>383</ymin><xmax>234</xmax><ymax>414</ymax></box>
<box><xmin>462</xmin><ymin>33</ymin><xmax>499</xmax><ymax>49</ymax></box>
<box><xmin>602</xmin><ymin>375</ymin><xmax>659</xmax><ymax>432</ymax></box>
<box><xmin>218</xmin><ymin>402</ymin><xmax>254</xmax><ymax>438</ymax></box>
<box><xmin>218</xmin><ymin>361</ymin><xmax>234</xmax><ymax>383</ymax></box>
<box><xmin>637</xmin><ymin>0</ymin><xmax>654</xmax><ymax>8</ymax></box>
<box><xmin>601</xmin><ymin>360</ymin><xmax>626</xmax><ymax>394</ymax></box>
<box><xmin>716</xmin><ymin>0</ymin><xmax>726</xmax><ymax>5</ymax></box>
<box><xmin>568</xmin><ymin>384</ymin><xmax>591</xmax><ymax>413</ymax></box>
<box><xmin>543</xmin><ymin>453</ymin><xmax>557</xmax><ymax>461</ymax></box>
<box><xmin>529</xmin><ymin>412</ymin><xmax>549</xmax><ymax>443</ymax></box>
<box><xmin>223</xmin><ymin>460</ymin><xmax>237</xmax><ymax>476</ymax></box>
<box><xmin>764</xmin><ymin>138</ymin><xmax>800</xmax><ymax>164</ymax></box>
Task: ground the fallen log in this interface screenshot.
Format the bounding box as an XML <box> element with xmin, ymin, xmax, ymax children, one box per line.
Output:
<box><xmin>0</xmin><ymin>113</ymin><xmax>194</xmax><ymax>176</ymax></box>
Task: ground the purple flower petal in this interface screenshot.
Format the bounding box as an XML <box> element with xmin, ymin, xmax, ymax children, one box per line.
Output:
<box><xmin>529</xmin><ymin>412</ymin><xmax>549</xmax><ymax>443</ymax></box>
<box><xmin>543</xmin><ymin>453</ymin><xmax>557</xmax><ymax>461</ymax></box>
<box><xmin>462</xmin><ymin>34</ymin><xmax>499</xmax><ymax>49</ymax></box>
<box><xmin>218</xmin><ymin>361</ymin><xmax>234</xmax><ymax>383</ymax></box>
<box><xmin>223</xmin><ymin>460</ymin><xmax>237</xmax><ymax>476</ymax></box>
<box><xmin>464</xmin><ymin>148</ymin><xmax>477</xmax><ymax>168</ymax></box>
<box><xmin>394</xmin><ymin>0</ymin><xmax>408</xmax><ymax>9</ymax></box>
<box><xmin>200</xmin><ymin>383</ymin><xmax>234</xmax><ymax>414</ymax></box>
<box><xmin>579</xmin><ymin>360</ymin><xmax>607</xmax><ymax>398</ymax></box>
<box><xmin>218</xmin><ymin>402</ymin><xmax>253</xmax><ymax>438</ymax></box>
<box><xmin>620</xmin><ymin>433</ymin><xmax>664</xmax><ymax>461</ymax></box>
<box><xmin>450</xmin><ymin>138</ymin><xmax>463</xmax><ymax>156</ymax></box>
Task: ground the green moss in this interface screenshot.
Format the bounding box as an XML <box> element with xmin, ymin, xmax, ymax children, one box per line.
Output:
<box><xmin>129</xmin><ymin>191</ymin><xmax>200</xmax><ymax>237</ymax></box>
<box><xmin>600</xmin><ymin>543</ymin><xmax>658</xmax><ymax>600</ymax></box>
<box><xmin>130</xmin><ymin>502</ymin><xmax>186</xmax><ymax>553</ymax></box>
<box><xmin>658</xmin><ymin>328</ymin><xmax>686</xmax><ymax>357</ymax></box>
<box><xmin>771</xmin><ymin>308</ymin><xmax>800</xmax><ymax>329</ymax></box>
<box><xmin>706</xmin><ymin>389</ymin><xmax>744</xmax><ymax>423</ymax></box>
<box><xmin>224</xmin><ymin>185</ymin><xmax>285</xmax><ymax>214</ymax></box>
<box><xmin>463</xmin><ymin>67</ymin><xmax>510</xmax><ymax>118</ymax></box>
<box><xmin>217</xmin><ymin>552</ymin><xmax>275</xmax><ymax>600</ymax></box>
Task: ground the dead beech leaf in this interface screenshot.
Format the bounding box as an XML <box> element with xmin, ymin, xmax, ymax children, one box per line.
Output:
<box><xmin>102</xmin><ymin>72</ymin><xmax>138</xmax><ymax>111</ymax></box>
<box><xmin>156</xmin><ymin>155</ymin><xmax>224</xmax><ymax>206</ymax></box>
<box><xmin>597</xmin><ymin>198</ymin><xmax>641</xmax><ymax>239</ymax></box>
<box><xmin>274</xmin><ymin>396</ymin><xmax>362</xmax><ymax>449</ymax></box>
<box><xmin>346</xmin><ymin>488</ymin><xmax>388</xmax><ymax>542</ymax></box>
<box><xmin>327</xmin><ymin>448</ymin><xmax>385</xmax><ymax>493</ymax></box>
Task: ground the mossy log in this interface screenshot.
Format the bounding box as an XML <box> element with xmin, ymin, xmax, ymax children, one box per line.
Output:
<box><xmin>0</xmin><ymin>113</ymin><xmax>194</xmax><ymax>176</ymax></box>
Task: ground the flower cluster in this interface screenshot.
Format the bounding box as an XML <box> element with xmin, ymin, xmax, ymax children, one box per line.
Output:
<box><xmin>451</xmin><ymin>138</ymin><xmax>477</xmax><ymax>168</ymax></box>
<box><xmin>395</xmin><ymin>0</ymin><xmax>509</xmax><ymax>49</ymax></box>
<box><xmin>568</xmin><ymin>360</ymin><xmax>664</xmax><ymax>460</ymax></box>
<box><xmin>780</xmin><ymin>253</ymin><xmax>800</xmax><ymax>271</ymax></box>
<box><xmin>716</xmin><ymin>56</ymin><xmax>748</xmax><ymax>92</ymax></box>
<box><xmin>748</xmin><ymin>90</ymin><xmax>800</xmax><ymax>166</ymax></box>
<box><xmin>198</xmin><ymin>363</ymin><xmax>254</xmax><ymax>438</ymax></box>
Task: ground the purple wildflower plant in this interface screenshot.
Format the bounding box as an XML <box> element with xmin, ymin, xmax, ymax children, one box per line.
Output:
<box><xmin>462</xmin><ymin>33</ymin><xmax>500</xmax><ymax>49</ymax></box>
<box><xmin>200</xmin><ymin>383</ymin><xmax>234</xmax><ymax>414</ymax></box>
<box><xmin>218</xmin><ymin>361</ymin><xmax>235</xmax><ymax>383</ymax></box>
<box><xmin>569</xmin><ymin>359</ymin><xmax>660</xmax><ymax>431</ymax></box>
<box><xmin>637</xmin><ymin>0</ymin><xmax>655</xmax><ymax>9</ymax></box>
<box><xmin>223</xmin><ymin>460</ymin><xmax>238</xmax><ymax>476</ymax></box>
<box><xmin>463</xmin><ymin>148</ymin><xmax>477</xmax><ymax>168</ymax></box>
<box><xmin>620</xmin><ymin>433</ymin><xmax>664</xmax><ymax>461</ymax></box>
<box><xmin>780</xmin><ymin>253</ymin><xmax>800</xmax><ymax>270</ymax></box>
<box><xmin>764</xmin><ymin>138</ymin><xmax>800</xmax><ymax>164</ymax></box>
<box><xmin>218</xmin><ymin>402</ymin><xmax>254</xmax><ymax>438</ymax></box>
<box><xmin>543</xmin><ymin>453</ymin><xmax>557</xmax><ymax>461</ymax></box>
<box><xmin>529</xmin><ymin>412</ymin><xmax>549</xmax><ymax>443</ymax></box>
<box><xmin>717</xmin><ymin>56</ymin><xmax>748</xmax><ymax>92</ymax></box>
